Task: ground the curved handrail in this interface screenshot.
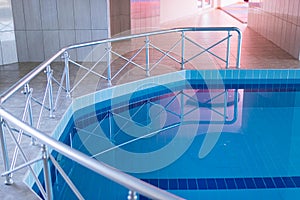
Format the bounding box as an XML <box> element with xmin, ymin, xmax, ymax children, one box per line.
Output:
<box><xmin>0</xmin><ymin>27</ymin><xmax>242</xmax><ymax>105</ymax></box>
<box><xmin>0</xmin><ymin>27</ymin><xmax>242</xmax><ymax>199</ymax></box>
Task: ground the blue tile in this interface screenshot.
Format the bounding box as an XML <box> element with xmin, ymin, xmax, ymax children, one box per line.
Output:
<box><xmin>226</xmin><ymin>70</ymin><xmax>233</xmax><ymax>79</ymax></box>
<box><xmin>253</xmin><ymin>178</ymin><xmax>266</xmax><ymax>188</ymax></box>
<box><xmin>178</xmin><ymin>179</ymin><xmax>188</xmax><ymax>190</ymax></box>
<box><xmin>149</xmin><ymin>179</ymin><xmax>158</xmax><ymax>187</ymax></box>
<box><xmin>188</xmin><ymin>179</ymin><xmax>198</xmax><ymax>190</ymax></box>
<box><xmin>139</xmin><ymin>195</ymin><xmax>150</xmax><ymax>200</ymax></box>
<box><xmin>280</xmin><ymin>70</ymin><xmax>289</xmax><ymax>79</ymax></box>
<box><xmin>215</xmin><ymin>178</ymin><xmax>227</xmax><ymax>189</ymax></box>
<box><xmin>245</xmin><ymin>70</ymin><xmax>254</xmax><ymax>79</ymax></box>
<box><xmin>253</xmin><ymin>70</ymin><xmax>260</xmax><ymax>79</ymax></box>
<box><xmin>239</xmin><ymin>70</ymin><xmax>247</xmax><ymax>78</ymax></box>
<box><xmin>282</xmin><ymin>177</ymin><xmax>296</xmax><ymax>188</ymax></box>
<box><xmin>211</xmin><ymin>70</ymin><xmax>219</xmax><ymax>80</ymax></box>
<box><xmin>234</xmin><ymin>178</ymin><xmax>246</xmax><ymax>189</ymax></box>
<box><xmin>168</xmin><ymin>179</ymin><xmax>178</xmax><ymax>190</ymax></box>
<box><xmin>263</xmin><ymin>177</ymin><xmax>276</xmax><ymax>188</ymax></box>
<box><xmin>225</xmin><ymin>178</ymin><xmax>236</xmax><ymax>189</ymax></box>
<box><xmin>232</xmin><ymin>69</ymin><xmax>239</xmax><ymax>79</ymax></box>
<box><xmin>292</xmin><ymin>177</ymin><xmax>300</xmax><ymax>187</ymax></box>
<box><xmin>197</xmin><ymin>178</ymin><xmax>207</xmax><ymax>189</ymax></box>
<box><xmin>273</xmin><ymin>177</ymin><xmax>286</xmax><ymax>188</ymax></box>
<box><xmin>206</xmin><ymin>179</ymin><xmax>217</xmax><ymax>189</ymax></box>
<box><xmin>159</xmin><ymin>179</ymin><xmax>168</xmax><ymax>190</ymax></box>
<box><xmin>141</xmin><ymin>179</ymin><xmax>149</xmax><ymax>183</ymax></box>
<box><xmin>219</xmin><ymin>70</ymin><xmax>226</xmax><ymax>79</ymax></box>
<box><xmin>244</xmin><ymin>178</ymin><xmax>256</xmax><ymax>189</ymax></box>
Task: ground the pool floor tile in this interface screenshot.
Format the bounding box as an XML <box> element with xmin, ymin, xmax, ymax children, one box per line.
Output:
<box><xmin>178</xmin><ymin>179</ymin><xmax>188</xmax><ymax>190</ymax></box>
<box><xmin>197</xmin><ymin>179</ymin><xmax>207</xmax><ymax>189</ymax></box>
<box><xmin>244</xmin><ymin>178</ymin><xmax>256</xmax><ymax>189</ymax></box>
<box><xmin>168</xmin><ymin>179</ymin><xmax>178</xmax><ymax>190</ymax></box>
<box><xmin>206</xmin><ymin>179</ymin><xmax>217</xmax><ymax>189</ymax></box>
<box><xmin>216</xmin><ymin>178</ymin><xmax>227</xmax><ymax>189</ymax></box>
<box><xmin>292</xmin><ymin>177</ymin><xmax>300</xmax><ymax>187</ymax></box>
<box><xmin>142</xmin><ymin>176</ymin><xmax>300</xmax><ymax>191</ymax></box>
<box><xmin>273</xmin><ymin>177</ymin><xmax>286</xmax><ymax>188</ymax></box>
<box><xmin>187</xmin><ymin>179</ymin><xmax>198</xmax><ymax>190</ymax></box>
<box><xmin>282</xmin><ymin>177</ymin><xmax>296</xmax><ymax>188</ymax></box>
<box><xmin>225</xmin><ymin>178</ymin><xmax>237</xmax><ymax>189</ymax></box>
<box><xmin>235</xmin><ymin>178</ymin><xmax>246</xmax><ymax>189</ymax></box>
<box><xmin>253</xmin><ymin>178</ymin><xmax>266</xmax><ymax>188</ymax></box>
<box><xmin>264</xmin><ymin>178</ymin><xmax>276</xmax><ymax>188</ymax></box>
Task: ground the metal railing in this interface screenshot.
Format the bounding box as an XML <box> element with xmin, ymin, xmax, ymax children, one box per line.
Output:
<box><xmin>0</xmin><ymin>27</ymin><xmax>242</xmax><ymax>199</ymax></box>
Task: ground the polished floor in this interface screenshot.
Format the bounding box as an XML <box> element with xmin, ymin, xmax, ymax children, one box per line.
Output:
<box><xmin>0</xmin><ymin>8</ymin><xmax>300</xmax><ymax>200</ymax></box>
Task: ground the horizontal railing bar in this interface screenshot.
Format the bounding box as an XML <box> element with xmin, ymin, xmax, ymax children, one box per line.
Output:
<box><xmin>0</xmin><ymin>108</ymin><xmax>184</xmax><ymax>200</ymax></box>
<box><xmin>67</xmin><ymin>27</ymin><xmax>241</xmax><ymax>50</ymax></box>
<box><xmin>0</xmin><ymin>27</ymin><xmax>241</xmax><ymax>104</ymax></box>
<box><xmin>1</xmin><ymin>157</ymin><xmax>43</xmax><ymax>177</ymax></box>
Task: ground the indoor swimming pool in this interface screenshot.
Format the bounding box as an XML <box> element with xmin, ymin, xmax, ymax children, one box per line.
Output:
<box><xmin>27</xmin><ymin>70</ymin><xmax>300</xmax><ymax>199</ymax></box>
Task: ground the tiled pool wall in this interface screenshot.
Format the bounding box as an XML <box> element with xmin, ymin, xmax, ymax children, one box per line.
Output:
<box><xmin>23</xmin><ymin>69</ymin><xmax>300</xmax><ymax>191</ymax></box>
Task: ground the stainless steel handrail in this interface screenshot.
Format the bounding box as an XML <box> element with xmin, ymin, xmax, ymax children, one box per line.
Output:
<box><xmin>0</xmin><ymin>27</ymin><xmax>242</xmax><ymax>199</ymax></box>
<box><xmin>0</xmin><ymin>108</ymin><xmax>183</xmax><ymax>200</ymax></box>
<box><xmin>0</xmin><ymin>27</ymin><xmax>242</xmax><ymax>105</ymax></box>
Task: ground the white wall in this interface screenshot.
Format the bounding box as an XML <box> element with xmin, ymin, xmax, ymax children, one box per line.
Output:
<box><xmin>11</xmin><ymin>0</ymin><xmax>110</xmax><ymax>62</ymax></box>
<box><xmin>160</xmin><ymin>0</ymin><xmax>198</xmax><ymax>23</ymax></box>
<box><xmin>0</xmin><ymin>0</ymin><xmax>18</xmax><ymax>65</ymax></box>
<box><xmin>248</xmin><ymin>0</ymin><xmax>300</xmax><ymax>60</ymax></box>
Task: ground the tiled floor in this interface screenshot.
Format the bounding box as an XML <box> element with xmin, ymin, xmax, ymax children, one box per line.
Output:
<box><xmin>219</xmin><ymin>2</ymin><xmax>248</xmax><ymax>24</ymax></box>
<box><xmin>0</xmin><ymin>8</ymin><xmax>300</xmax><ymax>200</ymax></box>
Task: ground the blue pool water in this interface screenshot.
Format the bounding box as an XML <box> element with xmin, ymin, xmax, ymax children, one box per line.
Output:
<box><xmin>31</xmin><ymin>71</ymin><xmax>300</xmax><ymax>199</ymax></box>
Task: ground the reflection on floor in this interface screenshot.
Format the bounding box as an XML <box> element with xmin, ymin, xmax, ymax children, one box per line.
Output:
<box><xmin>220</xmin><ymin>2</ymin><xmax>248</xmax><ymax>24</ymax></box>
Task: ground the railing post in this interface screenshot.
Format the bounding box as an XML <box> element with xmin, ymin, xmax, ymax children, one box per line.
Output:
<box><xmin>41</xmin><ymin>145</ymin><xmax>53</xmax><ymax>200</ymax></box>
<box><xmin>127</xmin><ymin>190</ymin><xmax>137</xmax><ymax>200</ymax></box>
<box><xmin>233</xmin><ymin>89</ymin><xmax>238</xmax><ymax>121</ymax></box>
<box><xmin>109</xmin><ymin>111</ymin><xmax>112</xmax><ymax>141</ymax></box>
<box><xmin>180</xmin><ymin>90</ymin><xmax>184</xmax><ymax>121</ymax></box>
<box><xmin>226</xmin><ymin>31</ymin><xmax>231</xmax><ymax>69</ymax></box>
<box><xmin>46</xmin><ymin>65</ymin><xmax>55</xmax><ymax>118</ymax></box>
<box><xmin>23</xmin><ymin>84</ymin><xmax>33</xmax><ymax>126</ymax></box>
<box><xmin>63</xmin><ymin>51</ymin><xmax>71</xmax><ymax>97</ymax></box>
<box><xmin>145</xmin><ymin>36</ymin><xmax>150</xmax><ymax>76</ymax></box>
<box><xmin>236</xmin><ymin>30</ymin><xmax>242</xmax><ymax>69</ymax></box>
<box><xmin>224</xmin><ymin>89</ymin><xmax>228</xmax><ymax>121</ymax></box>
<box><xmin>107</xmin><ymin>44</ymin><xmax>112</xmax><ymax>86</ymax></box>
<box><xmin>23</xmin><ymin>84</ymin><xmax>36</xmax><ymax>145</ymax></box>
<box><xmin>0</xmin><ymin>118</ymin><xmax>13</xmax><ymax>185</ymax></box>
<box><xmin>181</xmin><ymin>31</ymin><xmax>185</xmax><ymax>70</ymax></box>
